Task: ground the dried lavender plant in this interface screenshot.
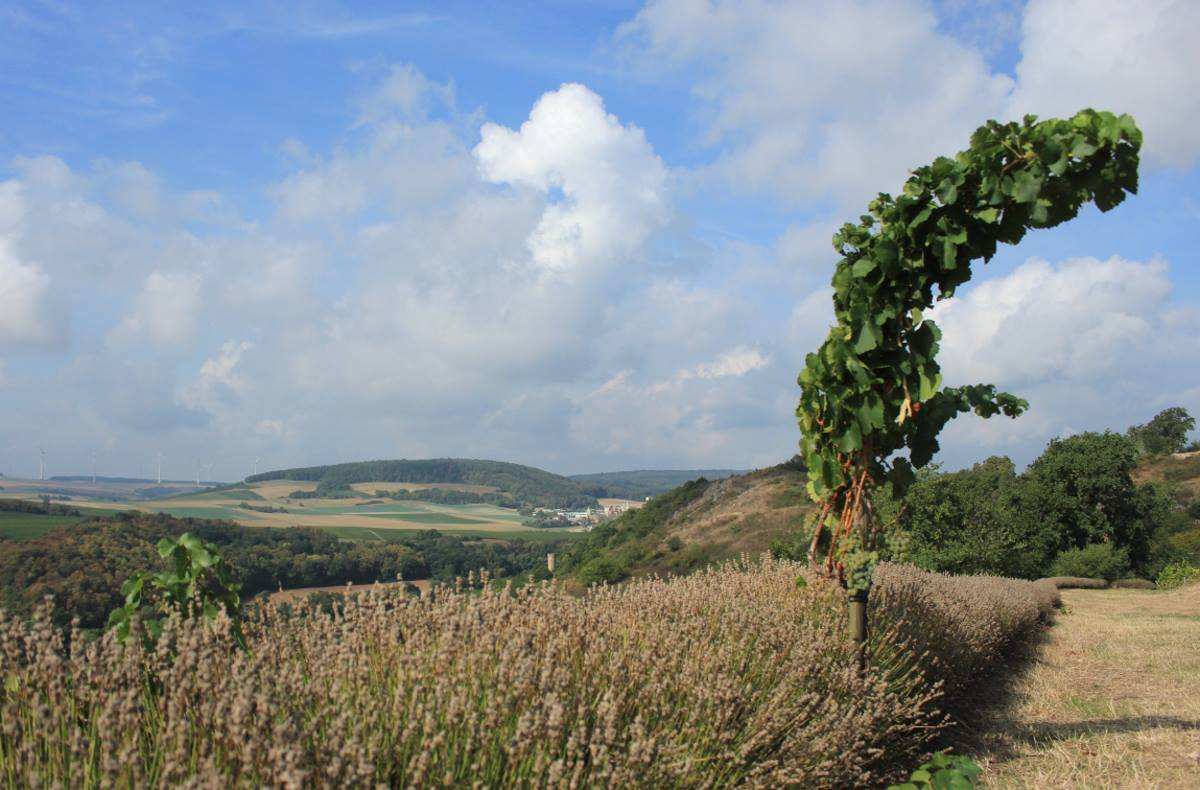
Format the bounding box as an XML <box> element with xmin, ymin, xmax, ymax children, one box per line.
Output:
<box><xmin>0</xmin><ymin>559</ymin><xmax>1053</xmax><ymax>788</ymax></box>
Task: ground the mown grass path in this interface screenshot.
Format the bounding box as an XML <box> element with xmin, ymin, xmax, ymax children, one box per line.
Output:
<box><xmin>971</xmin><ymin>585</ymin><xmax>1200</xmax><ymax>788</ymax></box>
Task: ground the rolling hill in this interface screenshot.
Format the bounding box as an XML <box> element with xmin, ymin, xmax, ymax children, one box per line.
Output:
<box><xmin>569</xmin><ymin>469</ymin><xmax>746</xmax><ymax>500</ymax></box>
<box><xmin>562</xmin><ymin>460</ymin><xmax>811</xmax><ymax>584</ymax></box>
<box><xmin>246</xmin><ymin>458</ymin><xmax>597</xmax><ymax>509</ymax></box>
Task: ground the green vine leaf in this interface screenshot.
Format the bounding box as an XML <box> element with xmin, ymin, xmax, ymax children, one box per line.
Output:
<box><xmin>796</xmin><ymin>108</ymin><xmax>1141</xmax><ymax>589</ymax></box>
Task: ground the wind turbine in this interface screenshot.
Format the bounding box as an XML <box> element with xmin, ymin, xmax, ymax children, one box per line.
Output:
<box><xmin>156</xmin><ymin>452</ymin><xmax>163</xmax><ymax>485</ymax></box>
<box><xmin>253</xmin><ymin>457</ymin><xmax>260</xmax><ymax>477</ymax></box>
<box><xmin>91</xmin><ymin>450</ymin><xmax>97</xmax><ymax>485</ymax></box>
<box><xmin>39</xmin><ymin>448</ymin><xmax>45</xmax><ymax>481</ymax></box>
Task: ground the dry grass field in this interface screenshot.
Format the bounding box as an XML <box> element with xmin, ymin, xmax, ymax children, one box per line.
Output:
<box><xmin>971</xmin><ymin>584</ymin><xmax>1200</xmax><ymax>788</ymax></box>
<box><xmin>249</xmin><ymin>480</ymin><xmax>318</xmax><ymax>499</ymax></box>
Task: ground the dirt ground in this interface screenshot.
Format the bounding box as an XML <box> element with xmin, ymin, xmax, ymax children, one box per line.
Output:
<box><xmin>969</xmin><ymin>585</ymin><xmax>1200</xmax><ymax>788</ymax></box>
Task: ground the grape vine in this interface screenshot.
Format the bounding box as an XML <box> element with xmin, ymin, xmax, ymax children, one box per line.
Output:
<box><xmin>797</xmin><ymin>109</ymin><xmax>1142</xmax><ymax>592</ymax></box>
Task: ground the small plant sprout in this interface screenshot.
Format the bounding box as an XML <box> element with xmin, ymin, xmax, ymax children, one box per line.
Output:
<box><xmin>107</xmin><ymin>532</ymin><xmax>243</xmax><ymax>645</ymax></box>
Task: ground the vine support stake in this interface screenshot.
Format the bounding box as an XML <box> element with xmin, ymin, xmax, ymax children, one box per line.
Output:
<box><xmin>849</xmin><ymin>588</ymin><xmax>868</xmax><ymax>673</ymax></box>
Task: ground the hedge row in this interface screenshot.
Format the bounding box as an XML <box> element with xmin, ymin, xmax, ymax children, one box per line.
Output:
<box><xmin>0</xmin><ymin>560</ymin><xmax>1055</xmax><ymax>787</ymax></box>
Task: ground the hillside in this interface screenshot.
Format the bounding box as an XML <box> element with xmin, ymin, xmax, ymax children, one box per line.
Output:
<box><xmin>569</xmin><ymin>468</ymin><xmax>745</xmax><ymax>500</ymax></box>
<box><xmin>1133</xmin><ymin>449</ymin><xmax>1200</xmax><ymax>498</ymax></box>
<box><xmin>564</xmin><ymin>448</ymin><xmax>1200</xmax><ymax>587</ymax></box>
<box><xmin>563</xmin><ymin>460</ymin><xmax>811</xmax><ymax>584</ymax></box>
<box><xmin>246</xmin><ymin>458</ymin><xmax>596</xmax><ymax>509</ymax></box>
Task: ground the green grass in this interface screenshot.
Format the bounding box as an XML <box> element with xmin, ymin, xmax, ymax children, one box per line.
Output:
<box><xmin>0</xmin><ymin>511</ymin><xmax>86</xmax><ymax>540</ymax></box>
<box><xmin>364</xmin><ymin>512</ymin><xmax>490</xmax><ymax>525</ymax></box>
<box><xmin>149</xmin><ymin>506</ymin><xmax>242</xmax><ymax>520</ymax></box>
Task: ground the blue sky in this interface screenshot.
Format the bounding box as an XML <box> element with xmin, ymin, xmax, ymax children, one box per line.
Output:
<box><xmin>0</xmin><ymin>0</ymin><xmax>1197</xmax><ymax>481</ymax></box>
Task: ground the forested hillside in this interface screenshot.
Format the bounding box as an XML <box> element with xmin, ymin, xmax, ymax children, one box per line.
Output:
<box><xmin>246</xmin><ymin>458</ymin><xmax>596</xmax><ymax>509</ymax></box>
<box><xmin>569</xmin><ymin>469</ymin><xmax>744</xmax><ymax>500</ymax></box>
<box><xmin>0</xmin><ymin>513</ymin><xmax>573</xmax><ymax>629</ymax></box>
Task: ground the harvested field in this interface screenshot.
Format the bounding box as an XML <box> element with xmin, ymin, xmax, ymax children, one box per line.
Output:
<box><xmin>598</xmin><ymin>497</ymin><xmax>645</xmax><ymax>509</ymax></box>
<box><xmin>251</xmin><ymin>480</ymin><xmax>318</xmax><ymax>499</ymax></box>
<box><xmin>970</xmin><ymin>584</ymin><xmax>1200</xmax><ymax>788</ymax></box>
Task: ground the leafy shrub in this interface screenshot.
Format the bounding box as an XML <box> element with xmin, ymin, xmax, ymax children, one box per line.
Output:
<box><xmin>1111</xmin><ymin>578</ymin><xmax>1156</xmax><ymax>590</ymax></box>
<box><xmin>1157</xmin><ymin>561</ymin><xmax>1200</xmax><ymax>590</ymax></box>
<box><xmin>107</xmin><ymin>533</ymin><xmax>242</xmax><ymax>645</ymax></box>
<box><xmin>1039</xmin><ymin>576</ymin><xmax>1108</xmax><ymax>589</ymax></box>
<box><xmin>574</xmin><ymin>556</ymin><xmax>627</xmax><ymax>586</ymax></box>
<box><xmin>888</xmin><ymin>752</ymin><xmax>981</xmax><ymax>789</ymax></box>
<box><xmin>1187</xmin><ymin>500</ymin><xmax>1200</xmax><ymax>520</ymax></box>
<box><xmin>0</xmin><ymin>560</ymin><xmax>1054</xmax><ymax>787</ymax></box>
<box><xmin>1049</xmin><ymin>543</ymin><xmax>1130</xmax><ymax>581</ymax></box>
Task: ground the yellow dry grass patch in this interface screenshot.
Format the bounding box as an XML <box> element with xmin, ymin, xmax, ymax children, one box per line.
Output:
<box><xmin>973</xmin><ymin>585</ymin><xmax>1200</xmax><ymax>788</ymax></box>
<box><xmin>250</xmin><ymin>480</ymin><xmax>318</xmax><ymax>499</ymax></box>
<box><xmin>664</xmin><ymin>468</ymin><xmax>812</xmax><ymax>558</ymax></box>
<box><xmin>598</xmin><ymin>498</ymin><xmax>646</xmax><ymax>509</ymax></box>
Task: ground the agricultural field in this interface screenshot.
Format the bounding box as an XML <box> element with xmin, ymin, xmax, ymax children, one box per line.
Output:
<box><xmin>0</xmin><ymin>510</ymin><xmax>87</xmax><ymax>540</ymax></box>
<box><xmin>81</xmin><ymin>479</ymin><xmax>578</xmax><ymax>538</ymax></box>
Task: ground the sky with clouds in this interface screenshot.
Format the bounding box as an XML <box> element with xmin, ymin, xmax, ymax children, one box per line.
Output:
<box><xmin>0</xmin><ymin>0</ymin><xmax>1197</xmax><ymax>481</ymax></box>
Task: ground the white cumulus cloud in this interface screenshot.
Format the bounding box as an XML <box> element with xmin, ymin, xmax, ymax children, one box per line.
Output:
<box><xmin>620</xmin><ymin>0</ymin><xmax>1200</xmax><ymax>206</ymax></box>
<box><xmin>1010</xmin><ymin>0</ymin><xmax>1200</xmax><ymax>169</ymax></box>
<box><xmin>474</xmin><ymin>83</ymin><xmax>670</xmax><ymax>273</ymax></box>
<box><xmin>112</xmin><ymin>270</ymin><xmax>203</xmax><ymax>347</ymax></box>
<box><xmin>931</xmin><ymin>256</ymin><xmax>1170</xmax><ymax>386</ymax></box>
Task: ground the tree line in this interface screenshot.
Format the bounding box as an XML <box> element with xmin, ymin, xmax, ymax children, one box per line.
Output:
<box><xmin>0</xmin><ymin>512</ymin><xmax>574</xmax><ymax>629</ymax></box>
<box><xmin>833</xmin><ymin>407</ymin><xmax>1199</xmax><ymax>582</ymax></box>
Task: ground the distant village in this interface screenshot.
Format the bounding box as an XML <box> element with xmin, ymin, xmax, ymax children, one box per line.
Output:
<box><xmin>524</xmin><ymin>498</ymin><xmax>646</xmax><ymax>530</ymax></box>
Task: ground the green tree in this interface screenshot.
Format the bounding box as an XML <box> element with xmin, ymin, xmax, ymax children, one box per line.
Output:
<box><xmin>903</xmin><ymin>456</ymin><xmax>1051</xmax><ymax>578</ymax></box>
<box><xmin>1015</xmin><ymin>432</ymin><xmax>1160</xmax><ymax>570</ymax></box>
<box><xmin>1127</xmin><ymin>407</ymin><xmax>1196</xmax><ymax>456</ymax></box>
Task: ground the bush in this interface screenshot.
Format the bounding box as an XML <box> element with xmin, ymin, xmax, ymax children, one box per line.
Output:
<box><xmin>1038</xmin><ymin>576</ymin><xmax>1108</xmax><ymax>590</ymax></box>
<box><xmin>1049</xmin><ymin>543</ymin><xmax>1130</xmax><ymax>581</ymax></box>
<box><xmin>1111</xmin><ymin>578</ymin><xmax>1156</xmax><ymax>590</ymax></box>
<box><xmin>574</xmin><ymin>556</ymin><xmax>627</xmax><ymax>586</ymax></box>
<box><xmin>1157</xmin><ymin>561</ymin><xmax>1200</xmax><ymax>590</ymax></box>
<box><xmin>0</xmin><ymin>559</ymin><xmax>1054</xmax><ymax>787</ymax></box>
